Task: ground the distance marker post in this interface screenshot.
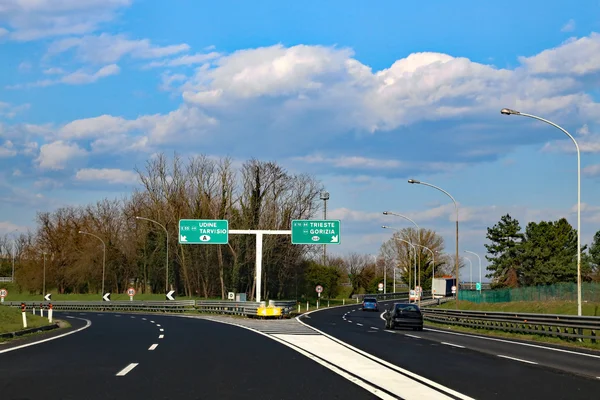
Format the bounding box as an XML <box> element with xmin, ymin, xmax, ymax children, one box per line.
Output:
<box><xmin>21</xmin><ymin>303</ymin><xmax>27</xmax><ymax>328</ymax></box>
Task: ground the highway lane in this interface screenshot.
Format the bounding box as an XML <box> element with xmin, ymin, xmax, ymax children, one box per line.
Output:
<box><xmin>301</xmin><ymin>302</ymin><xmax>600</xmax><ymax>400</ymax></box>
<box><xmin>0</xmin><ymin>312</ymin><xmax>377</xmax><ymax>400</ymax></box>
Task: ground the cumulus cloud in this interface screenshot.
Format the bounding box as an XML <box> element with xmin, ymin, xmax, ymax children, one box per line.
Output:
<box><xmin>75</xmin><ymin>168</ymin><xmax>139</xmax><ymax>184</ymax></box>
<box><xmin>10</xmin><ymin>64</ymin><xmax>120</xmax><ymax>88</ymax></box>
<box><xmin>46</xmin><ymin>33</ymin><xmax>190</xmax><ymax>64</ymax></box>
<box><xmin>35</xmin><ymin>140</ymin><xmax>87</xmax><ymax>170</ymax></box>
<box><xmin>145</xmin><ymin>52</ymin><xmax>221</xmax><ymax>68</ymax></box>
<box><xmin>561</xmin><ymin>19</ymin><xmax>576</xmax><ymax>33</ymax></box>
<box><xmin>0</xmin><ymin>101</ymin><xmax>30</xmax><ymax>118</ymax></box>
<box><xmin>0</xmin><ymin>0</ymin><xmax>132</xmax><ymax>41</ymax></box>
<box><xmin>0</xmin><ymin>140</ymin><xmax>17</xmax><ymax>157</ymax></box>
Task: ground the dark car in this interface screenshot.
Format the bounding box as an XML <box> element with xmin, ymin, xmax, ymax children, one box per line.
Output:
<box><xmin>384</xmin><ymin>303</ymin><xmax>423</xmax><ymax>331</ymax></box>
<box><xmin>362</xmin><ymin>297</ymin><xmax>379</xmax><ymax>311</ymax></box>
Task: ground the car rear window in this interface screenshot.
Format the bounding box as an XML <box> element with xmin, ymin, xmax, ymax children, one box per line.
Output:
<box><xmin>364</xmin><ymin>298</ymin><xmax>377</xmax><ymax>303</ymax></box>
<box><xmin>395</xmin><ymin>304</ymin><xmax>419</xmax><ymax>312</ymax></box>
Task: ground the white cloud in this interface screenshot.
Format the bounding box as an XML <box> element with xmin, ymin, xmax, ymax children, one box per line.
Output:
<box><xmin>43</xmin><ymin>67</ymin><xmax>65</xmax><ymax>75</ymax></box>
<box><xmin>47</xmin><ymin>33</ymin><xmax>190</xmax><ymax>64</ymax></box>
<box><xmin>0</xmin><ymin>221</ymin><xmax>28</xmax><ymax>234</ymax></box>
<box><xmin>0</xmin><ymin>140</ymin><xmax>17</xmax><ymax>157</ymax></box>
<box><xmin>0</xmin><ymin>101</ymin><xmax>30</xmax><ymax>118</ymax></box>
<box><xmin>294</xmin><ymin>154</ymin><xmax>404</xmax><ymax>169</ymax></box>
<box><xmin>0</xmin><ymin>27</ymin><xmax>8</xmax><ymax>37</ymax></box>
<box><xmin>12</xmin><ymin>64</ymin><xmax>120</xmax><ymax>88</ymax></box>
<box><xmin>519</xmin><ymin>33</ymin><xmax>600</xmax><ymax>76</ymax></box>
<box><xmin>0</xmin><ymin>0</ymin><xmax>132</xmax><ymax>41</ymax></box>
<box><xmin>35</xmin><ymin>140</ymin><xmax>87</xmax><ymax>170</ymax></box>
<box><xmin>583</xmin><ymin>164</ymin><xmax>600</xmax><ymax>177</ymax></box>
<box><xmin>18</xmin><ymin>61</ymin><xmax>31</xmax><ymax>71</ymax></box>
<box><xmin>75</xmin><ymin>168</ymin><xmax>139</xmax><ymax>184</ymax></box>
<box><xmin>145</xmin><ymin>52</ymin><xmax>221</xmax><ymax>68</ymax></box>
<box><xmin>561</xmin><ymin>19</ymin><xmax>576</xmax><ymax>33</ymax></box>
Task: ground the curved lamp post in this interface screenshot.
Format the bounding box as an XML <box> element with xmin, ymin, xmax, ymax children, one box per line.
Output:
<box><xmin>382</xmin><ymin>225</ymin><xmax>417</xmax><ymax>300</ymax></box>
<box><xmin>408</xmin><ymin>179</ymin><xmax>460</xmax><ymax>307</ymax></box>
<box><xmin>383</xmin><ymin>211</ymin><xmax>422</xmax><ymax>295</ymax></box>
<box><xmin>79</xmin><ymin>231</ymin><xmax>106</xmax><ymax>296</ymax></box>
<box><xmin>136</xmin><ymin>216</ymin><xmax>169</xmax><ymax>293</ymax></box>
<box><xmin>465</xmin><ymin>250</ymin><xmax>482</xmax><ymax>292</ymax></box>
<box><xmin>501</xmin><ymin>108</ymin><xmax>582</xmax><ymax>316</ymax></box>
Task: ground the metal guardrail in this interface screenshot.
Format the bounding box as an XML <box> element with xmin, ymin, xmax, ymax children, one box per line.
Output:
<box><xmin>0</xmin><ymin>277</ymin><xmax>13</xmax><ymax>282</ymax></box>
<box><xmin>2</xmin><ymin>300</ymin><xmax>195</xmax><ymax>313</ymax></box>
<box><xmin>355</xmin><ymin>291</ymin><xmax>434</xmax><ymax>301</ymax></box>
<box><xmin>421</xmin><ymin>308</ymin><xmax>600</xmax><ymax>343</ymax></box>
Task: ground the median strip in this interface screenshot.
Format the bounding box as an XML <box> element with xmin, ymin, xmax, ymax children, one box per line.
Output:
<box><xmin>116</xmin><ymin>363</ymin><xmax>138</xmax><ymax>376</ymax></box>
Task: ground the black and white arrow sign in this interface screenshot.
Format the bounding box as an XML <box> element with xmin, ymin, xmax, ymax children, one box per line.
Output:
<box><xmin>166</xmin><ymin>290</ymin><xmax>175</xmax><ymax>301</ymax></box>
<box><xmin>103</xmin><ymin>292</ymin><xmax>111</xmax><ymax>302</ymax></box>
<box><xmin>44</xmin><ymin>293</ymin><xmax>51</xmax><ymax>301</ymax></box>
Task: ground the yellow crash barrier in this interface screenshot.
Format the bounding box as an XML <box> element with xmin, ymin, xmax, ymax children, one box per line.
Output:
<box><xmin>256</xmin><ymin>306</ymin><xmax>282</xmax><ymax>317</ymax></box>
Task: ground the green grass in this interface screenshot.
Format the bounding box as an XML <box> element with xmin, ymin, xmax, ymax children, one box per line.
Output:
<box><xmin>424</xmin><ymin>319</ymin><xmax>600</xmax><ymax>351</ymax></box>
<box><xmin>438</xmin><ymin>300</ymin><xmax>600</xmax><ymax>316</ymax></box>
<box><xmin>0</xmin><ymin>305</ymin><xmax>53</xmax><ymax>334</ymax></box>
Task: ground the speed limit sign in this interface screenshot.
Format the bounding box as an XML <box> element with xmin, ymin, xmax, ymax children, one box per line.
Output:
<box><xmin>0</xmin><ymin>288</ymin><xmax>7</xmax><ymax>298</ymax></box>
<box><xmin>127</xmin><ymin>287</ymin><xmax>136</xmax><ymax>296</ymax></box>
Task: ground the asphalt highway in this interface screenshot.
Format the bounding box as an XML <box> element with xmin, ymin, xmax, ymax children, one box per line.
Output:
<box><xmin>300</xmin><ymin>301</ymin><xmax>600</xmax><ymax>400</ymax></box>
<box><xmin>0</xmin><ymin>312</ymin><xmax>377</xmax><ymax>400</ymax></box>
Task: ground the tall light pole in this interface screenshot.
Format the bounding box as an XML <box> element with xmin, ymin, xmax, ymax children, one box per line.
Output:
<box><xmin>382</xmin><ymin>226</ymin><xmax>417</xmax><ymax>297</ymax></box>
<box><xmin>10</xmin><ymin>229</ymin><xmax>18</xmax><ymax>283</ymax></box>
<box><xmin>464</xmin><ymin>256</ymin><xmax>472</xmax><ymax>289</ymax></box>
<box><xmin>79</xmin><ymin>231</ymin><xmax>107</xmax><ymax>296</ymax></box>
<box><xmin>136</xmin><ymin>216</ymin><xmax>169</xmax><ymax>293</ymax></box>
<box><xmin>413</xmin><ymin>244</ymin><xmax>435</xmax><ymax>300</ymax></box>
<box><xmin>42</xmin><ymin>251</ymin><xmax>47</xmax><ymax>296</ymax></box>
<box><xmin>408</xmin><ymin>179</ymin><xmax>460</xmax><ymax>308</ymax></box>
<box><xmin>383</xmin><ymin>211</ymin><xmax>421</xmax><ymax>295</ymax></box>
<box><xmin>501</xmin><ymin>108</ymin><xmax>582</xmax><ymax>316</ymax></box>
<box><xmin>465</xmin><ymin>250</ymin><xmax>482</xmax><ymax>293</ymax></box>
<box><xmin>320</xmin><ymin>191</ymin><xmax>330</xmax><ymax>266</ymax></box>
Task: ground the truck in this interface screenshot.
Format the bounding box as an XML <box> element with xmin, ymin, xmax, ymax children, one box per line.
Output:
<box><xmin>432</xmin><ymin>277</ymin><xmax>456</xmax><ymax>298</ymax></box>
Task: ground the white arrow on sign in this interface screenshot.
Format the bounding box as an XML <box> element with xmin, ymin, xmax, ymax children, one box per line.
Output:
<box><xmin>44</xmin><ymin>294</ymin><xmax>51</xmax><ymax>301</ymax></box>
<box><xmin>330</xmin><ymin>235</ymin><xmax>339</xmax><ymax>243</ymax></box>
<box><xmin>166</xmin><ymin>290</ymin><xmax>175</xmax><ymax>300</ymax></box>
<box><xmin>180</xmin><ymin>234</ymin><xmax>188</xmax><ymax>242</ymax></box>
<box><xmin>103</xmin><ymin>292</ymin><xmax>111</xmax><ymax>301</ymax></box>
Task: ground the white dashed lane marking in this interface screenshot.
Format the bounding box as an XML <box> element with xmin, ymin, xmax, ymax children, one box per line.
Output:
<box><xmin>116</xmin><ymin>363</ymin><xmax>138</xmax><ymax>376</ymax></box>
<box><xmin>441</xmin><ymin>342</ymin><xmax>465</xmax><ymax>349</ymax></box>
<box><xmin>148</xmin><ymin>344</ymin><xmax>158</xmax><ymax>351</ymax></box>
<box><xmin>497</xmin><ymin>355</ymin><xmax>537</xmax><ymax>365</ymax></box>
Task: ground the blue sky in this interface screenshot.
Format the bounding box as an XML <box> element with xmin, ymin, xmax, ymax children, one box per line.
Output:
<box><xmin>2</xmin><ymin>0</ymin><xmax>600</xmax><ymax>282</ymax></box>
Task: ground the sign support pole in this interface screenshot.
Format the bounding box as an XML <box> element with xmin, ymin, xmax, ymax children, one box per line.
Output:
<box><xmin>229</xmin><ymin>230</ymin><xmax>291</xmax><ymax>304</ymax></box>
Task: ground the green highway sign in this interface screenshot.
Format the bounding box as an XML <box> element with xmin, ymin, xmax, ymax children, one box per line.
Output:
<box><xmin>179</xmin><ymin>219</ymin><xmax>229</xmax><ymax>244</ymax></box>
<box><xmin>291</xmin><ymin>220</ymin><xmax>341</xmax><ymax>245</ymax></box>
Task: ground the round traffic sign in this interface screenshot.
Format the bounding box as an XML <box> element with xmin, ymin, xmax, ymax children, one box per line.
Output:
<box><xmin>127</xmin><ymin>287</ymin><xmax>136</xmax><ymax>296</ymax></box>
<box><xmin>315</xmin><ymin>285</ymin><xmax>323</xmax><ymax>293</ymax></box>
<box><xmin>0</xmin><ymin>288</ymin><xmax>7</xmax><ymax>298</ymax></box>
<box><xmin>378</xmin><ymin>283</ymin><xmax>384</xmax><ymax>288</ymax></box>
<box><xmin>451</xmin><ymin>285</ymin><xmax>457</xmax><ymax>292</ymax></box>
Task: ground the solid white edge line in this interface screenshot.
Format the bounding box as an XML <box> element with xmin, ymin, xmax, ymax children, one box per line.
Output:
<box><xmin>185</xmin><ymin>316</ymin><xmax>397</xmax><ymax>400</ymax></box>
<box><xmin>405</xmin><ymin>334</ymin><xmax>421</xmax><ymax>339</ymax></box>
<box><xmin>497</xmin><ymin>355</ymin><xmax>538</xmax><ymax>365</ymax></box>
<box><xmin>423</xmin><ymin>327</ymin><xmax>600</xmax><ymax>360</ymax></box>
<box><xmin>159</xmin><ymin>334</ymin><xmax>164</xmax><ymax>339</ymax></box>
<box><xmin>0</xmin><ymin>317</ymin><xmax>92</xmax><ymax>355</ymax></box>
<box><xmin>116</xmin><ymin>363</ymin><xmax>139</xmax><ymax>376</ymax></box>
<box><xmin>148</xmin><ymin>344</ymin><xmax>158</xmax><ymax>350</ymax></box>
<box><xmin>441</xmin><ymin>342</ymin><xmax>465</xmax><ymax>349</ymax></box>
<box><xmin>297</xmin><ymin>311</ymin><xmax>474</xmax><ymax>400</ymax></box>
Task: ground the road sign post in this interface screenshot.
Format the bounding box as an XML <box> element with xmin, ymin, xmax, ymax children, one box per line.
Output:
<box><xmin>452</xmin><ymin>285</ymin><xmax>457</xmax><ymax>297</ymax></box>
<box><xmin>179</xmin><ymin>219</ymin><xmax>229</xmax><ymax>244</ymax></box>
<box><xmin>127</xmin><ymin>287</ymin><xmax>136</xmax><ymax>301</ymax></box>
<box><xmin>0</xmin><ymin>288</ymin><xmax>7</xmax><ymax>303</ymax></box>
<box><xmin>291</xmin><ymin>220</ymin><xmax>341</xmax><ymax>245</ymax></box>
<box><xmin>378</xmin><ymin>282</ymin><xmax>384</xmax><ymax>292</ymax></box>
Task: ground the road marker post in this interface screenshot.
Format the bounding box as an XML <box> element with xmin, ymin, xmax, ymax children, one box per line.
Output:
<box><xmin>40</xmin><ymin>303</ymin><xmax>44</xmax><ymax>317</ymax></box>
<box><xmin>0</xmin><ymin>288</ymin><xmax>7</xmax><ymax>303</ymax></box>
<box><xmin>48</xmin><ymin>303</ymin><xmax>53</xmax><ymax>323</ymax></box>
<box><xmin>21</xmin><ymin>303</ymin><xmax>27</xmax><ymax>328</ymax></box>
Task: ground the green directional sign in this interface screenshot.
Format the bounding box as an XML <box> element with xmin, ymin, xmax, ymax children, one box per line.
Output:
<box><xmin>476</xmin><ymin>282</ymin><xmax>481</xmax><ymax>291</ymax></box>
<box><xmin>291</xmin><ymin>220</ymin><xmax>341</xmax><ymax>245</ymax></box>
<box><xmin>179</xmin><ymin>219</ymin><xmax>229</xmax><ymax>244</ymax></box>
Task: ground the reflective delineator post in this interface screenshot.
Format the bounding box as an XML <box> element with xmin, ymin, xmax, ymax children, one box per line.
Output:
<box><xmin>48</xmin><ymin>303</ymin><xmax>53</xmax><ymax>324</ymax></box>
<box><xmin>40</xmin><ymin>303</ymin><xmax>44</xmax><ymax>317</ymax></box>
<box><xmin>21</xmin><ymin>303</ymin><xmax>27</xmax><ymax>328</ymax></box>
<box><xmin>306</xmin><ymin>301</ymin><xmax>309</xmax><ymax>311</ymax></box>
<box><xmin>343</xmin><ymin>298</ymin><xmax>345</xmax><ymax>305</ymax></box>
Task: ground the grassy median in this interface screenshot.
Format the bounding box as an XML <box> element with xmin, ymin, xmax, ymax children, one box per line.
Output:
<box><xmin>0</xmin><ymin>305</ymin><xmax>53</xmax><ymax>335</ymax></box>
<box><xmin>427</xmin><ymin>300</ymin><xmax>600</xmax><ymax>351</ymax></box>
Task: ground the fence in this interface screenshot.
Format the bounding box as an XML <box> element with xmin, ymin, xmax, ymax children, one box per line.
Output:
<box><xmin>458</xmin><ymin>282</ymin><xmax>600</xmax><ymax>304</ymax></box>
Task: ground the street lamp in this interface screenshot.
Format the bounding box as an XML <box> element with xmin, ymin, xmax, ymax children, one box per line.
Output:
<box><xmin>382</xmin><ymin>225</ymin><xmax>417</xmax><ymax>298</ymax></box>
<box><xmin>408</xmin><ymin>179</ymin><xmax>460</xmax><ymax>307</ymax></box>
<box><xmin>136</xmin><ymin>216</ymin><xmax>169</xmax><ymax>293</ymax></box>
<box><xmin>464</xmin><ymin>256</ymin><xmax>472</xmax><ymax>289</ymax></box>
<box><xmin>320</xmin><ymin>191</ymin><xmax>330</xmax><ymax>266</ymax></box>
<box><xmin>79</xmin><ymin>231</ymin><xmax>107</xmax><ymax>296</ymax></box>
<box><xmin>42</xmin><ymin>251</ymin><xmax>47</xmax><ymax>297</ymax></box>
<box><xmin>9</xmin><ymin>229</ymin><xmax>18</xmax><ymax>283</ymax></box>
<box><xmin>383</xmin><ymin>211</ymin><xmax>422</xmax><ymax>295</ymax></box>
<box><xmin>413</xmin><ymin>244</ymin><xmax>435</xmax><ymax>300</ymax></box>
<box><xmin>501</xmin><ymin>108</ymin><xmax>582</xmax><ymax>316</ymax></box>
<box><xmin>465</xmin><ymin>250</ymin><xmax>482</xmax><ymax>292</ymax></box>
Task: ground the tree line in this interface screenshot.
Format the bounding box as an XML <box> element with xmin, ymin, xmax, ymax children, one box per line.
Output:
<box><xmin>485</xmin><ymin>214</ymin><xmax>600</xmax><ymax>287</ymax></box>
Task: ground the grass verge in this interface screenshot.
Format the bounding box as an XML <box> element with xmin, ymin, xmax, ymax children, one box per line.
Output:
<box><xmin>0</xmin><ymin>305</ymin><xmax>54</xmax><ymax>335</ymax></box>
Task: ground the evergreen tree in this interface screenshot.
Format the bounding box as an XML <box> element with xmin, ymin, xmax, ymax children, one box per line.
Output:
<box><xmin>484</xmin><ymin>214</ymin><xmax>524</xmax><ymax>288</ymax></box>
<box><xmin>587</xmin><ymin>230</ymin><xmax>600</xmax><ymax>281</ymax></box>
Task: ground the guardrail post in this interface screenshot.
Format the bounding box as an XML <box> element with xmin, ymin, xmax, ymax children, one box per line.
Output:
<box><xmin>21</xmin><ymin>303</ymin><xmax>27</xmax><ymax>328</ymax></box>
